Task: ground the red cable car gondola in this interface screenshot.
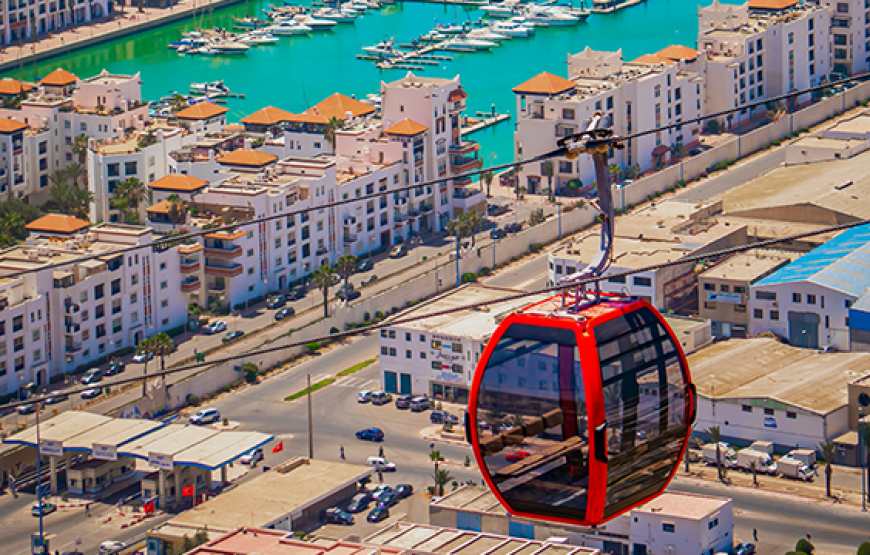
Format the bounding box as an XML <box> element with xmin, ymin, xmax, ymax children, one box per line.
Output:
<box><xmin>466</xmin><ymin>116</ymin><xmax>696</xmax><ymax>527</ymax></box>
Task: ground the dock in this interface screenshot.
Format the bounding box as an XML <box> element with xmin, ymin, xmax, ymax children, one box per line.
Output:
<box><xmin>461</xmin><ymin>113</ymin><xmax>512</xmax><ymax>135</ymax></box>
<box><xmin>360</xmin><ymin>38</ymin><xmax>466</xmax><ymax>71</ymax></box>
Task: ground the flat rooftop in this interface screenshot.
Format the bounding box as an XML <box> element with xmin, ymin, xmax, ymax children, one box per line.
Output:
<box><xmin>633</xmin><ymin>492</ymin><xmax>730</xmax><ymax>521</ymax></box>
<box><xmin>390</xmin><ymin>285</ymin><xmax>548</xmax><ymax>340</ymax></box>
<box><xmin>699</xmin><ymin>250</ymin><xmax>796</xmax><ymax>282</ymax></box>
<box><xmin>687</xmin><ymin>338</ymin><xmax>870</xmax><ymax>414</ymax></box>
<box><xmin>167</xmin><ymin>458</ymin><xmax>372</xmax><ymax>531</ymax></box>
<box><xmin>789</xmin><ymin>136</ymin><xmax>867</xmax><ymax>151</ymax></box>
<box><xmin>825</xmin><ymin>113</ymin><xmax>870</xmax><ymax>136</ymax></box>
<box><xmin>187</xmin><ymin>527</ymin><xmax>405</xmax><ymax>555</ymax></box>
<box><xmin>3</xmin><ymin>412</ymin><xmax>164</xmax><ymax>453</ymax></box>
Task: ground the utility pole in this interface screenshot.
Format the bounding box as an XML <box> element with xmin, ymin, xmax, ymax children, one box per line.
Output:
<box><xmin>861</xmin><ymin>407</ymin><xmax>866</xmax><ymax>512</ymax></box>
<box><xmin>35</xmin><ymin>402</ymin><xmax>45</xmax><ymax>554</ymax></box>
<box><xmin>455</xmin><ymin>234</ymin><xmax>460</xmax><ymax>288</ymax></box>
<box><xmin>307</xmin><ymin>373</ymin><xmax>314</xmax><ymax>459</ymax></box>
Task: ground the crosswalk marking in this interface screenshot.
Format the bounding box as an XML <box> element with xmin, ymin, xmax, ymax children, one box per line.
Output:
<box><xmin>334</xmin><ymin>377</ymin><xmax>381</xmax><ymax>390</ymax></box>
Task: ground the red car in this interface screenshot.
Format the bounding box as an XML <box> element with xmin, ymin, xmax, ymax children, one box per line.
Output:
<box><xmin>505</xmin><ymin>450</ymin><xmax>530</xmax><ymax>463</ymax></box>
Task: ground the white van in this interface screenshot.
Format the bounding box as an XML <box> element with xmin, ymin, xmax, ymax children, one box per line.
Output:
<box><xmin>410</xmin><ymin>396</ymin><xmax>430</xmax><ymax>412</ymax></box>
<box><xmin>366</xmin><ymin>456</ymin><xmax>397</xmax><ymax>472</ymax></box>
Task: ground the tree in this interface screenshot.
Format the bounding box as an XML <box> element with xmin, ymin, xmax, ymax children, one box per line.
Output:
<box><xmin>765</xmin><ymin>100</ymin><xmax>787</xmax><ymax>123</ymax></box>
<box><xmin>625</xmin><ymin>164</ymin><xmax>642</xmax><ymax>180</ymax></box>
<box><xmin>165</xmin><ymin>193</ymin><xmax>188</xmax><ymax>226</ymax></box>
<box><xmin>706</xmin><ymin>425</ymin><xmax>724</xmax><ymax>483</ymax></box>
<box><xmin>608</xmin><ymin>163</ymin><xmax>622</xmax><ymax>185</ymax></box>
<box><xmin>529</xmin><ymin>208</ymin><xmax>546</xmax><ymax>226</ymax></box>
<box><xmin>111</xmin><ymin>194</ymin><xmax>133</xmax><ymax>223</ymax></box>
<box><xmin>334</xmin><ymin>254</ymin><xmax>357</xmax><ymax>298</ymax></box>
<box><xmin>432</xmin><ymin>468</ymin><xmax>454</xmax><ymax>496</ymax></box>
<box><xmin>170</xmin><ymin>94</ymin><xmax>188</xmax><ymax>113</ymax></box>
<box><xmin>705</xmin><ymin>119</ymin><xmax>721</xmax><ymax>135</ymax></box>
<box><xmin>0</xmin><ymin>212</ymin><xmax>25</xmax><ymax>245</ymax></box>
<box><xmin>323</xmin><ymin>116</ymin><xmax>345</xmax><ymax>150</ymax></box>
<box><xmin>135</xmin><ymin>336</ymin><xmax>157</xmax><ymax>398</ymax></box>
<box><xmin>857</xmin><ymin>541</ymin><xmax>870</xmax><ymax>555</ymax></box>
<box><xmin>481</xmin><ymin>170</ymin><xmax>494</xmax><ymax>198</ymax></box>
<box><xmin>795</xmin><ymin>538</ymin><xmax>815</xmax><ymax>554</ymax></box>
<box><xmin>66</xmin><ymin>162</ymin><xmax>85</xmax><ymax>189</ymax></box>
<box><xmin>112</xmin><ymin>177</ymin><xmax>148</xmax><ymax>224</ymax></box>
<box><xmin>311</xmin><ymin>264</ymin><xmax>334</xmax><ymax>318</ymax></box>
<box><xmin>819</xmin><ymin>440</ymin><xmax>836</xmax><ymax>498</ymax></box>
<box><xmin>151</xmin><ymin>332</ymin><xmax>175</xmax><ymax>373</ymax></box>
<box><xmin>446</xmin><ymin>213</ymin><xmax>470</xmax><ymax>260</ymax></box>
<box><xmin>463</xmin><ymin>210</ymin><xmax>482</xmax><ymax>249</ymax></box>
<box><xmin>541</xmin><ymin>160</ymin><xmax>555</xmax><ymax>202</ymax></box>
<box><xmin>71</xmin><ymin>134</ymin><xmax>89</xmax><ymax>165</ymax></box>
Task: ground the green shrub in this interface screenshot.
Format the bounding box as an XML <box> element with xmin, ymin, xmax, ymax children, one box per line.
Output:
<box><xmin>375</xmin><ymin>311</ymin><xmax>385</xmax><ymax>319</ymax></box>
<box><xmin>479</xmin><ymin>267</ymin><xmax>492</xmax><ymax>276</ymax></box>
<box><xmin>305</xmin><ymin>342</ymin><xmax>320</xmax><ymax>353</ymax></box>
<box><xmin>363</xmin><ymin>312</ymin><xmax>371</xmax><ymax>322</ymax></box>
<box><xmin>795</xmin><ymin>539</ymin><xmax>814</xmax><ymax>554</ymax></box>
<box><xmin>773</xmin><ymin>139</ymin><xmax>781</xmax><ymax>146</ymax></box>
<box><xmin>330</xmin><ymin>326</ymin><xmax>340</xmax><ymax>334</ymax></box>
<box><xmin>462</xmin><ymin>273</ymin><xmax>478</xmax><ymax>283</ymax></box>
<box><xmin>801</xmin><ymin>126</ymin><xmax>809</xmax><ymax>133</ymax></box>
<box><xmin>244</xmin><ymin>369</ymin><xmax>258</xmax><ymax>383</ymax></box>
<box><xmin>529</xmin><ymin>242</ymin><xmax>544</xmax><ymax>253</ymax></box>
<box><xmin>186</xmin><ymin>394</ymin><xmax>201</xmax><ymax>407</ymax></box>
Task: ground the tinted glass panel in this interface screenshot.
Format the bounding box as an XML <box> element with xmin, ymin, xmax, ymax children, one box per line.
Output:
<box><xmin>595</xmin><ymin>309</ymin><xmax>688</xmax><ymax>518</ymax></box>
<box><xmin>475</xmin><ymin>328</ymin><xmax>588</xmax><ymax>521</ymax></box>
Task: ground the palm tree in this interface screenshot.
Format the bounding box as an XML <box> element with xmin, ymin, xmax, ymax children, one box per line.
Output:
<box><xmin>446</xmin><ymin>213</ymin><xmax>469</xmax><ymax>257</ymax></box>
<box><xmin>541</xmin><ymin>160</ymin><xmax>555</xmax><ymax>202</ymax></box>
<box><xmin>150</xmin><ymin>332</ymin><xmax>175</xmax><ymax>373</ymax></box>
<box><xmin>65</xmin><ymin>162</ymin><xmax>85</xmax><ymax>190</ymax></box>
<box><xmin>464</xmin><ymin>210</ymin><xmax>482</xmax><ymax>250</ymax></box>
<box><xmin>72</xmin><ymin>188</ymin><xmax>94</xmax><ymax>221</ymax></box>
<box><xmin>706</xmin><ymin>425</ymin><xmax>724</xmax><ymax>483</ymax></box>
<box><xmin>165</xmin><ymin>193</ymin><xmax>188</xmax><ymax>226</ymax></box>
<box><xmin>135</xmin><ymin>336</ymin><xmax>156</xmax><ymax>398</ymax></box>
<box><xmin>432</xmin><ymin>468</ymin><xmax>454</xmax><ymax>496</ymax></box>
<box><xmin>608</xmin><ymin>163</ymin><xmax>623</xmax><ymax>185</ymax></box>
<box><xmin>110</xmin><ymin>194</ymin><xmax>133</xmax><ymax>223</ymax></box>
<box><xmin>0</xmin><ymin>212</ymin><xmax>24</xmax><ymax>239</ymax></box>
<box><xmin>71</xmin><ymin>134</ymin><xmax>89</xmax><ymax>165</ymax></box>
<box><xmin>112</xmin><ymin>177</ymin><xmax>148</xmax><ymax>224</ymax></box>
<box><xmin>311</xmin><ymin>263</ymin><xmax>335</xmax><ymax>318</ymax></box>
<box><xmin>819</xmin><ymin>440</ymin><xmax>836</xmax><ymax>498</ymax></box>
<box><xmin>334</xmin><ymin>254</ymin><xmax>357</xmax><ymax>296</ymax></box>
<box><xmin>170</xmin><ymin>94</ymin><xmax>188</xmax><ymax>113</ymax></box>
<box><xmin>323</xmin><ymin>116</ymin><xmax>344</xmax><ymax>150</ymax></box>
<box><xmin>481</xmin><ymin>170</ymin><xmax>494</xmax><ymax>198</ymax></box>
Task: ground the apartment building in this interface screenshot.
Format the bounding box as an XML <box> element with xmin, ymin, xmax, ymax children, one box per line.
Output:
<box><xmin>2</xmin><ymin>0</ymin><xmax>110</xmax><ymax>45</ymax></box>
<box><xmin>512</xmin><ymin>46</ymin><xmax>704</xmax><ymax>192</ymax></box>
<box><xmin>0</xmin><ymin>215</ymin><xmax>187</xmax><ymax>394</ymax></box>
<box><xmin>282</xmin><ymin>93</ymin><xmax>377</xmax><ymax>158</ymax></box>
<box><xmin>699</xmin><ymin>0</ymin><xmax>831</xmax><ymax>123</ymax></box>
<box><xmin>808</xmin><ymin>0</ymin><xmax>870</xmax><ymax>75</ymax></box>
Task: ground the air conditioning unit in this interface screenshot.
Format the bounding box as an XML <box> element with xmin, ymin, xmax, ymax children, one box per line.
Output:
<box><xmin>772</xmin><ymin>301</ymin><xmax>779</xmax><ymax>307</ymax></box>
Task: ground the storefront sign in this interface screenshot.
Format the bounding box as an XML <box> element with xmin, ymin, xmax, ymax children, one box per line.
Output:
<box><xmin>706</xmin><ymin>292</ymin><xmax>743</xmax><ymax>304</ymax></box>
<box><xmin>148</xmin><ymin>451</ymin><xmax>173</xmax><ymax>471</ymax></box>
<box><xmin>39</xmin><ymin>440</ymin><xmax>63</xmax><ymax>457</ymax></box>
<box><xmin>433</xmin><ymin>371</ymin><xmax>465</xmax><ymax>384</ymax></box>
<box><xmin>92</xmin><ymin>443</ymin><xmax>117</xmax><ymax>461</ymax></box>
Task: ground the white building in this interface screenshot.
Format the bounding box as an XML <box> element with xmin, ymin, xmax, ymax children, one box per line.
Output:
<box><xmin>1</xmin><ymin>0</ymin><xmax>109</xmax><ymax>45</ymax></box>
<box><xmin>807</xmin><ymin>0</ymin><xmax>869</xmax><ymax>75</ymax></box>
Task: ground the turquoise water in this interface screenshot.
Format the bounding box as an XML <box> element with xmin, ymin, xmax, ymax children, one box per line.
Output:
<box><xmin>1</xmin><ymin>0</ymin><xmax>708</xmax><ymax>162</ymax></box>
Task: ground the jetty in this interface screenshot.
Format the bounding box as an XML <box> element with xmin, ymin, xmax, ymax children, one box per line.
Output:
<box><xmin>361</xmin><ymin>38</ymin><xmax>467</xmax><ymax>71</ymax></box>
<box><xmin>461</xmin><ymin>112</ymin><xmax>512</xmax><ymax>135</ymax></box>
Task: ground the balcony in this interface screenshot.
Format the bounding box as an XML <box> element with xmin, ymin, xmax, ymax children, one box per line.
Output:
<box><xmin>207</xmin><ymin>282</ymin><xmax>226</xmax><ymax>292</ymax></box>
<box><xmin>65</xmin><ymin>342</ymin><xmax>82</xmax><ymax>353</ymax></box>
<box><xmin>449</xmin><ymin>140</ymin><xmax>480</xmax><ymax>155</ymax></box>
<box><xmin>395</xmin><ymin>197</ymin><xmax>409</xmax><ymax>207</ymax></box>
<box><xmin>451</xmin><ymin>156</ymin><xmax>481</xmax><ymax>173</ymax></box>
<box><xmin>451</xmin><ymin>188</ymin><xmax>485</xmax><ymax>211</ymax></box>
<box><xmin>205</xmin><ymin>261</ymin><xmax>243</xmax><ymax>278</ymax></box>
<box><xmin>420</xmin><ymin>203</ymin><xmax>435</xmax><ymax>213</ymax></box>
<box><xmin>180</xmin><ymin>260</ymin><xmax>201</xmax><ymax>273</ymax></box>
<box><xmin>204</xmin><ymin>244</ymin><xmax>243</xmax><ymax>258</ymax></box>
<box><xmin>181</xmin><ymin>277</ymin><xmax>201</xmax><ymax>292</ymax></box>
<box><xmin>344</xmin><ymin>234</ymin><xmax>358</xmax><ymax>244</ymax></box>
<box><xmin>64</xmin><ymin>302</ymin><xmax>80</xmax><ymax>315</ymax></box>
<box><xmin>316</xmin><ymin>246</ymin><xmax>328</xmax><ymax>256</ymax></box>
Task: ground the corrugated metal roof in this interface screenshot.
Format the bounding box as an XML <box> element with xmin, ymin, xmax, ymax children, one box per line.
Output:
<box><xmin>754</xmin><ymin>224</ymin><xmax>870</xmax><ymax>295</ymax></box>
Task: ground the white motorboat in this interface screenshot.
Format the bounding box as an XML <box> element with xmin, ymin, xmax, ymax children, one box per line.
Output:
<box><xmin>190</xmin><ymin>80</ymin><xmax>231</xmax><ymax>95</ymax></box>
<box><xmin>232</xmin><ymin>16</ymin><xmax>269</xmax><ymax>27</ymax></box>
<box><xmin>268</xmin><ymin>20</ymin><xmax>313</xmax><ymax>35</ymax></box>
<box><xmin>239</xmin><ymin>32</ymin><xmax>279</xmax><ymax>44</ymax></box>
<box><xmin>443</xmin><ymin>37</ymin><xmax>497</xmax><ymax>52</ymax></box>
<box><xmin>365</xmin><ymin>0</ymin><xmax>382</xmax><ymax>8</ymax></box>
<box><xmin>435</xmin><ymin>23</ymin><xmax>467</xmax><ymax>34</ymax></box>
<box><xmin>346</xmin><ymin>0</ymin><xmax>369</xmax><ymax>12</ymax></box>
<box><xmin>419</xmin><ymin>30</ymin><xmax>449</xmax><ymax>41</ymax></box>
<box><xmin>524</xmin><ymin>5</ymin><xmax>579</xmax><ymax>26</ymax></box>
<box><xmin>207</xmin><ymin>41</ymin><xmax>251</xmax><ymax>54</ymax></box>
<box><xmin>294</xmin><ymin>14</ymin><xmax>338</xmax><ymax>29</ymax></box>
<box><xmin>362</xmin><ymin>37</ymin><xmax>397</xmax><ymax>54</ymax></box>
<box><xmin>480</xmin><ymin>0</ymin><xmax>521</xmax><ymax>18</ymax></box>
<box><xmin>466</xmin><ymin>27</ymin><xmax>509</xmax><ymax>41</ymax></box>
<box><xmin>314</xmin><ymin>7</ymin><xmax>357</xmax><ymax>22</ymax></box>
<box><xmin>168</xmin><ymin>36</ymin><xmax>210</xmax><ymax>50</ymax></box>
<box><xmin>491</xmin><ymin>19</ymin><xmax>533</xmax><ymax>37</ymax></box>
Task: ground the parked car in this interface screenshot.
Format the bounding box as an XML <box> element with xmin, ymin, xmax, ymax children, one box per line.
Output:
<box><xmin>31</xmin><ymin>501</ymin><xmax>57</xmax><ymax>517</ymax></box>
<box><xmin>204</xmin><ymin>321</ymin><xmax>227</xmax><ymax>335</ymax></box>
<box><xmin>81</xmin><ymin>385</ymin><xmax>103</xmax><ymax>399</ymax></box>
<box><xmin>355</xmin><ymin>427</ymin><xmax>385</xmax><ymax>442</ymax></box>
<box><xmin>394</xmin><ymin>484</ymin><xmax>414</xmax><ymax>499</ymax></box>
<box><xmin>395</xmin><ymin>395</ymin><xmax>412</xmax><ymax>409</ymax></box>
<box><xmin>430</xmin><ymin>410</ymin><xmax>458</xmax><ymax>425</ymax></box>
<box><xmin>370</xmin><ymin>484</ymin><xmax>392</xmax><ymax>500</ymax></box>
<box><xmin>489</xmin><ymin>227</ymin><xmax>506</xmax><ymax>240</ymax></box>
<box><xmin>321</xmin><ymin>507</ymin><xmax>354</xmax><ymax>525</ymax></box>
<box><xmin>366</xmin><ymin>456</ymin><xmax>397</xmax><ymax>472</ymax></box>
<box><xmin>239</xmin><ymin>447</ymin><xmax>264</xmax><ymax>466</ymax></box>
<box><xmin>266</xmin><ymin>294</ymin><xmax>287</xmax><ymax>309</ymax></box>
<box><xmin>81</xmin><ymin>368</ymin><xmax>103</xmax><ymax>385</ymax></box>
<box><xmin>357</xmin><ymin>390</ymin><xmax>373</xmax><ymax>403</ymax></box>
<box><xmin>506</xmin><ymin>450</ymin><xmax>531</xmax><ymax>463</ymax></box>
<box><xmin>223</xmin><ymin>330</ymin><xmax>245</xmax><ymax>344</ymax></box>
<box><xmin>99</xmin><ymin>541</ymin><xmax>126</xmax><ymax>555</ymax></box>
<box><xmin>43</xmin><ymin>395</ymin><xmax>65</xmax><ymax>405</ymax></box>
<box><xmin>346</xmin><ymin>492</ymin><xmax>373</xmax><ymax>513</ymax></box>
<box><xmin>367</xmin><ymin>505</ymin><xmax>390</xmax><ymax>523</ymax></box>
<box><xmin>410</xmin><ymin>397</ymin><xmax>430</xmax><ymax>412</ymax></box>
<box><xmin>274</xmin><ymin>307</ymin><xmax>295</xmax><ymax>321</ymax></box>
<box><xmin>361</xmin><ymin>275</ymin><xmax>378</xmax><ymax>286</ymax></box>
<box><xmin>336</xmin><ymin>288</ymin><xmax>361</xmax><ymax>301</ymax></box>
<box><xmin>17</xmin><ymin>403</ymin><xmax>36</xmax><ymax>415</ymax></box>
<box><xmin>288</xmin><ymin>287</ymin><xmax>307</xmax><ymax>301</ymax></box>
<box><xmin>734</xmin><ymin>543</ymin><xmax>756</xmax><ymax>555</ymax></box>
<box><xmin>132</xmin><ymin>352</ymin><xmax>153</xmax><ymax>364</ymax></box>
<box><xmin>104</xmin><ymin>361</ymin><xmax>125</xmax><ymax>376</ymax></box>
<box><xmin>389</xmin><ymin>244</ymin><xmax>408</xmax><ymax>258</ymax></box>
<box><xmin>371</xmin><ymin>391</ymin><xmax>392</xmax><ymax>406</ymax></box>
<box><xmin>190</xmin><ymin>408</ymin><xmax>220</xmax><ymax>425</ymax></box>
<box><xmin>377</xmin><ymin>491</ymin><xmax>401</xmax><ymax>508</ymax></box>
<box><xmin>357</xmin><ymin>259</ymin><xmax>374</xmax><ymax>272</ymax></box>
<box><xmin>504</xmin><ymin>222</ymin><xmax>523</xmax><ymax>234</ymax></box>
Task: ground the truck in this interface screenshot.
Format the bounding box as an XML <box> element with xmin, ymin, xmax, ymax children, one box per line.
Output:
<box><xmin>782</xmin><ymin>448</ymin><xmax>817</xmax><ymax>469</ymax></box>
<box><xmin>702</xmin><ymin>443</ymin><xmax>736</xmax><ymax>467</ymax></box>
<box><xmin>778</xmin><ymin>458</ymin><xmax>813</xmax><ymax>481</ymax></box>
<box><xmin>736</xmin><ymin>449</ymin><xmax>777</xmax><ymax>475</ymax></box>
<box><xmin>749</xmin><ymin>441</ymin><xmax>774</xmax><ymax>455</ymax></box>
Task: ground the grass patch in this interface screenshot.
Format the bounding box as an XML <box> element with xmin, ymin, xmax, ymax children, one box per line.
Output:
<box><xmin>338</xmin><ymin>358</ymin><xmax>376</xmax><ymax>377</ymax></box>
<box><xmin>284</xmin><ymin>378</ymin><xmax>336</xmax><ymax>401</ymax></box>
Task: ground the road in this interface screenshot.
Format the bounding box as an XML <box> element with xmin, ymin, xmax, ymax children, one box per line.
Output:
<box><xmin>674</xmin><ymin>148</ymin><xmax>786</xmax><ymax>204</ymax></box>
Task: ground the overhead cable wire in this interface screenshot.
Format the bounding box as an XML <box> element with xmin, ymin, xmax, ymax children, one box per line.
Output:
<box><xmin>6</xmin><ymin>216</ymin><xmax>870</xmax><ymax>411</ymax></box>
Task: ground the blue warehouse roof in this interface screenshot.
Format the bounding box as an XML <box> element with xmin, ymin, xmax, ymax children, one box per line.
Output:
<box><xmin>755</xmin><ymin>224</ymin><xmax>870</xmax><ymax>296</ymax></box>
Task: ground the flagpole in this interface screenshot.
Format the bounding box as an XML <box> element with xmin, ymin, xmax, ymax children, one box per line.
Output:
<box><xmin>307</xmin><ymin>374</ymin><xmax>314</xmax><ymax>459</ymax></box>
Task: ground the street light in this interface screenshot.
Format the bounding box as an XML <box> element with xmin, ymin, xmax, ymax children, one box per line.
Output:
<box><xmin>860</xmin><ymin>406</ymin><xmax>867</xmax><ymax>512</ymax></box>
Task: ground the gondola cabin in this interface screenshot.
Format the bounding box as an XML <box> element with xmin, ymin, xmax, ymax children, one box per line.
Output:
<box><xmin>468</xmin><ymin>294</ymin><xmax>696</xmax><ymax>527</ymax></box>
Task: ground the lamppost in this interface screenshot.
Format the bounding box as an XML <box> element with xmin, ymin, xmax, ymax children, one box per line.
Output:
<box><xmin>860</xmin><ymin>406</ymin><xmax>867</xmax><ymax>512</ymax></box>
<box><xmin>35</xmin><ymin>401</ymin><xmax>46</xmax><ymax>554</ymax></box>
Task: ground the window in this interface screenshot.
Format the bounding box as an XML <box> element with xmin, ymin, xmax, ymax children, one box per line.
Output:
<box><xmin>247</xmin><ymin>249</ymin><xmax>254</xmax><ymax>258</ymax></box>
<box><xmin>405</xmin><ymin>350</ymin><xmax>412</xmax><ymax>359</ymax></box>
<box><xmin>161</xmin><ymin>299</ymin><xmax>169</xmax><ymax>308</ymax></box>
<box><xmin>786</xmin><ymin>411</ymin><xmax>797</xmax><ymax>419</ymax></box>
<box><xmin>130</xmin><ymin>293</ymin><xmax>137</xmax><ymax>304</ymax></box>
<box><xmin>608</xmin><ymin>276</ymin><xmax>626</xmax><ymax>284</ymax></box>
<box><xmin>662</xmin><ymin>523</ymin><xmax>675</xmax><ymax>533</ymax></box>
<box><xmin>756</xmin><ymin>291</ymin><xmax>776</xmax><ymax>301</ymax></box>
<box><xmin>704</xmin><ymin>283</ymin><xmax>715</xmax><ymax>291</ymax></box>
<box><xmin>807</xmin><ymin>294</ymin><xmax>816</xmax><ymax>305</ymax></box>
<box><xmin>708</xmin><ymin>517</ymin><xmax>719</xmax><ymax>530</ymax></box>
<box><xmin>107</xmin><ymin>163</ymin><xmax>120</xmax><ymax>177</ymax></box>
<box><xmin>96</xmin><ymin>324</ymin><xmax>106</xmax><ymax>338</ymax></box>
<box><xmin>419</xmin><ymin>334</ymin><xmax>425</xmax><ymax>342</ymax></box>
<box><xmin>562</xmin><ymin>108</ymin><xmax>575</xmax><ymax>120</ymax></box>
<box><xmin>633</xmin><ymin>276</ymin><xmax>652</xmax><ymax>287</ymax></box>
<box><xmin>451</xmin><ymin>364</ymin><xmax>464</xmax><ymax>374</ymax></box>
<box><xmin>110</xmin><ymin>279</ymin><xmax>120</xmax><ymax>296</ymax></box>
<box><xmin>125</xmin><ymin>161</ymin><xmax>137</xmax><ymax>175</ymax></box>
<box><xmin>380</xmin><ymin>346</ymin><xmax>389</xmax><ymax>355</ymax></box>
<box><xmin>380</xmin><ymin>330</ymin><xmax>388</xmax><ymax>338</ymax></box>
<box><xmin>734</xmin><ymin>285</ymin><xmax>746</xmax><ymax>294</ymax></box>
<box><xmin>558</xmin><ymin>160</ymin><xmax>572</xmax><ymax>173</ymax></box>
<box><xmin>131</xmin><ymin>274</ymin><xmax>139</xmax><ymax>286</ymax></box>
<box><xmin>388</xmin><ymin>330</ymin><xmax>396</xmax><ymax>339</ymax></box>
<box><xmin>720</xmin><ymin>284</ymin><xmax>730</xmax><ymax>292</ymax></box>
<box><xmin>12</xmin><ymin>315</ymin><xmax>23</xmax><ymax>332</ymax></box>
<box><xmin>13</xmin><ymin>337</ymin><xmax>23</xmax><ymax>352</ymax></box>
<box><xmin>742</xmin><ymin>405</ymin><xmax>753</xmax><ymax>413</ymax></box>
<box><xmin>846</xmin><ymin>299</ymin><xmax>854</xmax><ymax>308</ymax></box>
<box><xmin>788</xmin><ymin>32</ymin><xmax>794</xmax><ymax>44</ymax></box>
<box><xmin>112</xmin><ymin>318</ymin><xmax>122</xmax><ymax>334</ymax></box>
<box><xmin>431</xmin><ymin>339</ymin><xmax>442</xmax><ymax>349</ymax></box>
<box><xmin>452</xmin><ymin>342</ymin><xmax>463</xmax><ymax>353</ymax></box>
<box><xmin>405</xmin><ymin>332</ymin><xmax>411</xmax><ymax>341</ymax></box>
<box><xmin>160</xmin><ymin>281</ymin><xmax>167</xmax><ymax>290</ymax></box>
<box><xmin>431</xmin><ymin>361</ymin><xmax>442</xmax><ymax>370</ymax></box>
<box><xmin>735</xmin><ymin>304</ymin><xmax>746</xmax><ymax>313</ymax></box>
<box><xmin>112</xmin><ymin>299</ymin><xmax>121</xmax><ymax>315</ymax></box>
<box><xmin>95</xmin><ymin>305</ymin><xmax>105</xmax><ymax>319</ymax></box>
<box><xmin>793</xmin><ymin>292</ymin><xmax>801</xmax><ymax>303</ymax></box>
<box><xmin>770</xmin><ymin>310</ymin><xmax>780</xmax><ymax>320</ymax></box>
<box><xmin>764</xmin><ymin>407</ymin><xmax>775</xmax><ymax>416</ymax></box>
<box><xmin>32</xmin><ymin>329</ymin><xmax>40</xmax><ymax>342</ymax></box>
<box><xmin>389</xmin><ymin>347</ymin><xmax>396</xmax><ymax>356</ymax></box>
<box><xmin>837</xmin><ymin>2</ymin><xmax>848</xmax><ymax>12</ymax></box>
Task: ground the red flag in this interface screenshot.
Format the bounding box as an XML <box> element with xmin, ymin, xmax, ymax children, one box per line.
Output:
<box><xmin>272</xmin><ymin>441</ymin><xmax>284</xmax><ymax>454</ymax></box>
<box><xmin>143</xmin><ymin>500</ymin><xmax>155</xmax><ymax>514</ymax></box>
<box><xmin>182</xmin><ymin>485</ymin><xmax>195</xmax><ymax>497</ymax></box>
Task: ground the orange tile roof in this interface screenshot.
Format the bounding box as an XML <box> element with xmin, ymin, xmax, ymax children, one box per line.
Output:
<box><xmin>306</xmin><ymin>93</ymin><xmax>376</xmax><ymax>121</ymax></box>
<box><xmin>146</xmin><ymin>200</ymin><xmax>173</xmax><ymax>214</ymax></box>
<box><xmin>657</xmin><ymin>44</ymin><xmax>698</xmax><ymax>62</ymax></box>
<box><xmin>385</xmin><ymin>118</ymin><xmax>428</xmax><ymax>136</ymax></box>
<box><xmin>631</xmin><ymin>53</ymin><xmax>671</xmax><ymax>65</ymax></box>
<box><xmin>0</xmin><ymin>78</ymin><xmax>33</xmax><ymax>96</ymax></box>
<box><xmin>448</xmin><ymin>88</ymin><xmax>468</xmax><ymax>102</ymax></box>
<box><xmin>223</xmin><ymin>123</ymin><xmax>245</xmax><ymax>133</ymax></box>
<box><xmin>241</xmin><ymin>106</ymin><xmax>295</xmax><ymax>126</ymax></box>
<box><xmin>148</xmin><ymin>174</ymin><xmax>208</xmax><ymax>192</ymax></box>
<box><xmin>0</xmin><ymin>118</ymin><xmax>28</xmax><ymax>134</ymax></box>
<box><xmin>179</xmin><ymin>244</ymin><xmax>204</xmax><ymax>254</ymax></box>
<box><xmin>205</xmin><ymin>230</ymin><xmax>246</xmax><ymax>240</ymax></box>
<box><xmin>512</xmin><ymin>72</ymin><xmax>576</xmax><ymax>95</ymax></box>
<box><xmin>25</xmin><ymin>214</ymin><xmax>90</xmax><ymax>234</ymax></box>
<box><xmin>216</xmin><ymin>149</ymin><xmax>277</xmax><ymax>167</ymax></box>
<box><xmin>285</xmin><ymin>112</ymin><xmax>330</xmax><ymax>124</ymax></box>
<box><xmin>40</xmin><ymin>68</ymin><xmax>78</xmax><ymax>87</ymax></box>
<box><xmin>175</xmin><ymin>102</ymin><xmax>230</xmax><ymax>121</ymax></box>
<box><xmin>748</xmin><ymin>0</ymin><xmax>797</xmax><ymax>9</ymax></box>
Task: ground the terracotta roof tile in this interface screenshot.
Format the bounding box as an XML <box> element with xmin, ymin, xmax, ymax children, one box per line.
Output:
<box><xmin>216</xmin><ymin>149</ymin><xmax>277</xmax><ymax>167</ymax></box>
<box><xmin>512</xmin><ymin>72</ymin><xmax>576</xmax><ymax>95</ymax></box>
<box><xmin>40</xmin><ymin>68</ymin><xmax>78</xmax><ymax>87</ymax></box>
<box><xmin>175</xmin><ymin>102</ymin><xmax>230</xmax><ymax>121</ymax></box>
<box><xmin>385</xmin><ymin>118</ymin><xmax>428</xmax><ymax>136</ymax></box>
<box><xmin>25</xmin><ymin>214</ymin><xmax>90</xmax><ymax>234</ymax></box>
<box><xmin>631</xmin><ymin>53</ymin><xmax>671</xmax><ymax>65</ymax></box>
<box><xmin>0</xmin><ymin>118</ymin><xmax>28</xmax><ymax>134</ymax></box>
<box><xmin>285</xmin><ymin>112</ymin><xmax>330</xmax><ymax>124</ymax></box>
<box><xmin>448</xmin><ymin>88</ymin><xmax>468</xmax><ymax>102</ymax></box>
<box><xmin>657</xmin><ymin>44</ymin><xmax>698</xmax><ymax>62</ymax></box>
<box><xmin>306</xmin><ymin>93</ymin><xmax>376</xmax><ymax>120</ymax></box>
<box><xmin>241</xmin><ymin>106</ymin><xmax>296</xmax><ymax>126</ymax></box>
<box><xmin>748</xmin><ymin>0</ymin><xmax>798</xmax><ymax>9</ymax></box>
<box><xmin>148</xmin><ymin>174</ymin><xmax>208</xmax><ymax>192</ymax></box>
<box><xmin>0</xmin><ymin>78</ymin><xmax>33</xmax><ymax>96</ymax></box>
<box><xmin>146</xmin><ymin>200</ymin><xmax>174</xmax><ymax>214</ymax></box>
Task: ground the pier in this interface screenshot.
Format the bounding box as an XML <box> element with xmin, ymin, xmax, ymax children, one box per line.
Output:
<box><xmin>461</xmin><ymin>112</ymin><xmax>512</xmax><ymax>135</ymax></box>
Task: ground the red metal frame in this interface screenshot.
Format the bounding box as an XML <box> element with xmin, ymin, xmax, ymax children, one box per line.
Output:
<box><xmin>468</xmin><ymin>295</ymin><xmax>695</xmax><ymax>527</ymax></box>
